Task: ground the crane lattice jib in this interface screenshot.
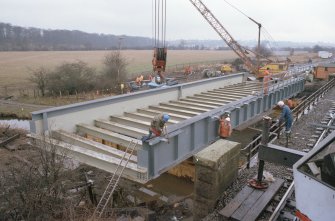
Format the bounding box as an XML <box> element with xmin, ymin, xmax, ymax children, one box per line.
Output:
<box><xmin>189</xmin><ymin>0</ymin><xmax>256</xmax><ymax>73</ymax></box>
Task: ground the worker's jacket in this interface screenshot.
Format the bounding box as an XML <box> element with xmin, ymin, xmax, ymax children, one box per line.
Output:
<box><xmin>150</xmin><ymin>114</ymin><xmax>165</xmax><ymax>136</ymax></box>
<box><xmin>280</xmin><ymin>105</ymin><xmax>293</xmax><ymax>130</ymax></box>
<box><xmin>219</xmin><ymin>119</ymin><xmax>232</xmax><ymax>138</ymax></box>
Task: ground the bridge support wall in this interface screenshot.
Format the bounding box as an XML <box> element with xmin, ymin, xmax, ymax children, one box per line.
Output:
<box><xmin>193</xmin><ymin>139</ymin><xmax>240</xmax><ymax>220</ymax></box>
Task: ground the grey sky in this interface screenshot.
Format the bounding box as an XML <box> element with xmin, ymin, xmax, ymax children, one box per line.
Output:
<box><xmin>0</xmin><ymin>0</ymin><xmax>334</xmax><ymax>43</ymax></box>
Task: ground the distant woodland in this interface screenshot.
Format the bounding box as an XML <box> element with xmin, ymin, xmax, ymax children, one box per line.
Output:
<box><xmin>1</xmin><ymin>22</ymin><xmax>334</xmax><ymax>51</ymax></box>
<box><xmin>0</xmin><ymin>22</ymin><xmax>153</xmax><ymax>51</ymax></box>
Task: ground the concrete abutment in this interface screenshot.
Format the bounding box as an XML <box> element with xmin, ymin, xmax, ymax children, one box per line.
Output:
<box><xmin>193</xmin><ymin>139</ymin><xmax>240</xmax><ymax>220</ymax></box>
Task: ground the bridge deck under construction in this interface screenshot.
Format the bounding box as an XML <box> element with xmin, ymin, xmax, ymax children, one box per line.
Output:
<box><xmin>30</xmin><ymin>73</ymin><xmax>305</xmax><ymax>183</ymax></box>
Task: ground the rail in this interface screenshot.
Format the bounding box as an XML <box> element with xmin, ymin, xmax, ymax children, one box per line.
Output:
<box><xmin>269</xmin><ymin>101</ymin><xmax>335</xmax><ymax>220</ymax></box>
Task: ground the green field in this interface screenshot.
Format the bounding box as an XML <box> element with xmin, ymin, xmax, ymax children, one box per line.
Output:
<box><xmin>0</xmin><ymin>50</ymin><xmax>239</xmax><ymax>88</ymax></box>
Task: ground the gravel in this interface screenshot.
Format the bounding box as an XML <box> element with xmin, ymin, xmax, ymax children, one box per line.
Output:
<box><xmin>201</xmin><ymin>84</ymin><xmax>335</xmax><ymax>221</ymax></box>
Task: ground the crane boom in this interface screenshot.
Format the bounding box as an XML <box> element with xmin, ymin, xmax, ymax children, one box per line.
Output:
<box><xmin>189</xmin><ymin>0</ymin><xmax>257</xmax><ymax>73</ymax></box>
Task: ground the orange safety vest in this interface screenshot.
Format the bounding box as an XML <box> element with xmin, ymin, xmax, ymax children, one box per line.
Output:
<box><xmin>150</xmin><ymin>127</ymin><xmax>162</xmax><ymax>136</ymax></box>
<box><xmin>295</xmin><ymin>210</ymin><xmax>312</xmax><ymax>221</ymax></box>
<box><xmin>219</xmin><ymin>119</ymin><xmax>232</xmax><ymax>138</ymax></box>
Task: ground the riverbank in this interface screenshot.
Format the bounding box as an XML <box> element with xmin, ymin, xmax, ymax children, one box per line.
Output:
<box><xmin>0</xmin><ymin>98</ymin><xmax>53</xmax><ymax>119</ymax></box>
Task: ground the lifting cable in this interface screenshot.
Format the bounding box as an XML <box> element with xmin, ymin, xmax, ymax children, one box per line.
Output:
<box><xmin>152</xmin><ymin>0</ymin><xmax>167</xmax><ymax>48</ymax></box>
<box><xmin>223</xmin><ymin>0</ymin><xmax>280</xmax><ymax>62</ymax></box>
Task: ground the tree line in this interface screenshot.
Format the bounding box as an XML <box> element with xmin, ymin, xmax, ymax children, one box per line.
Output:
<box><xmin>0</xmin><ymin>22</ymin><xmax>152</xmax><ymax>51</ymax></box>
<box><xmin>29</xmin><ymin>51</ymin><xmax>128</xmax><ymax>96</ymax></box>
<box><xmin>2</xmin><ymin>22</ymin><xmax>333</xmax><ymax>52</ymax></box>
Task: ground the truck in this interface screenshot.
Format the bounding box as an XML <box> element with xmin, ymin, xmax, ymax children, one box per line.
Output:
<box><xmin>318</xmin><ymin>51</ymin><xmax>333</xmax><ymax>59</ymax></box>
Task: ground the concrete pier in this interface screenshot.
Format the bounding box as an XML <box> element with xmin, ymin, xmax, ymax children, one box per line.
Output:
<box><xmin>193</xmin><ymin>139</ymin><xmax>240</xmax><ymax>220</ymax></box>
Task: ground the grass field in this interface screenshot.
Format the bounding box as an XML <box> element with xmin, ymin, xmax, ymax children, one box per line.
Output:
<box><xmin>0</xmin><ymin>50</ymin><xmax>239</xmax><ymax>88</ymax></box>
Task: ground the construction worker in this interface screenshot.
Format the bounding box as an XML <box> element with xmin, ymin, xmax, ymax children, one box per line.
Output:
<box><xmin>148</xmin><ymin>74</ymin><xmax>153</xmax><ymax>81</ymax></box>
<box><xmin>184</xmin><ymin>66</ymin><xmax>192</xmax><ymax>75</ymax></box>
<box><xmin>141</xmin><ymin>113</ymin><xmax>170</xmax><ymax>142</ymax></box>
<box><xmin>157</xmin><ymin>71</ymin><xmax>165</xmax><ymax>84</ymax></box>
<box><xmin>135</xmin><ymin>75</ymin><xmax>144</xmax><ymax>86</ymax></box>
<box><xmin>277</xmin><ymin>100</ymin><xmax>293</xmax><ymax>142</ymax></box>
<box><xmin>218</xmin><ymin>115</ymin><xmax>232</xmax><ymax>139</ymax></box>
<box><xmin>263</xmin><ymin>67</ymin><xmax>270</xmax><ymax>95</ymax></box>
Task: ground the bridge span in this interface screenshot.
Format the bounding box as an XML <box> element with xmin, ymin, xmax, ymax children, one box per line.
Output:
<box><xmin>30</xmin><ymin>73</ymin><xmax>305</xmax><ymax>183</ymax></box>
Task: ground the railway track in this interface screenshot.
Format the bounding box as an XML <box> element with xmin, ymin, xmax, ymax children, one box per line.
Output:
<box><xmin>242</xmin><ymin>78</ymin><xmax>335</xmax><ymax>169</ymax></box>
<box><xmin>267</xmin><ymin>101</ymin><xmax>335</xmax><ymax>221</ymax></box>
<box><xmin>233</xmin><ymin>78</ymin><xmax>335</xmax><ymax>220</ymax></box>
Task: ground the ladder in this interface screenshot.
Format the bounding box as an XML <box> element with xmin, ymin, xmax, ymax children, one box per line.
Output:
<box><xmin>91</xmin><ymin>140</ymin><xmax>138</xmax><ymax>219</ymax></box>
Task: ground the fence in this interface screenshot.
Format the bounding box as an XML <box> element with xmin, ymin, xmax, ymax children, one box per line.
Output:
<box><xmin>0</xmin><ymin>85</ymin><xmax>128</xmax><ymax>104</ymax></box>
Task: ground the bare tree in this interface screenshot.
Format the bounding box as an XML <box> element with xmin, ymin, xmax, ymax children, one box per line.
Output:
<box><xmin>0</xmin><ymin>136</ymin><xmax>86</xmax><ymax>220</ymax></box>
<box><xmin>47</xmin><ymin>61</ymin><xmax>96</xmax><ymax>95</ymax></box>
<box><xmin>29</xmin><ymin>67</ymin><xmax>49</xmax><ymax>96</ymax></box>
<box><xmin>102</xmin><ymin>51</ymin><xmax>128</xmax><ymax>92</ymax></box>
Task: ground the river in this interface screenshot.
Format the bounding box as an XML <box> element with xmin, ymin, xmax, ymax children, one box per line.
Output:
<box><xmin>0</xmin><ymin>119</ymin><xmax>30</xmax><ymax>131</ymax></box>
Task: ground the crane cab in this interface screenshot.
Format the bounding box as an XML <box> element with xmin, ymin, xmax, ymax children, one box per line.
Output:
<box><xmin>152</xmin><ymin>47</ymin><xmax>167</xmax><ymax>72</ymax></box>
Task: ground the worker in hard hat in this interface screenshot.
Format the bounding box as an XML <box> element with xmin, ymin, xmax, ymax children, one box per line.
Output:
<box><xmin>218</xmin><ymin>115</ymin><xmax>232</xmax><ymax>139</ymax></box>
<box><xmin>277</xmin><ymin>100</ymin><xmax>293</xmax><ymax>144</ymax></box>
<box><xmin>141</xmin><ymin>113</ymin><xmax>170</xmax><ymax>142</ymax></box>
<box><xmin>135</xmin><ymin>75</ymin><xmax>144</xmax><ymax>86</ymax></box>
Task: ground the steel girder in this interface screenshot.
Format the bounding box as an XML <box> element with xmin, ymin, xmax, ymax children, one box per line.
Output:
<box><xmin>140</xmin><ymin>77</ymin><xmax>305</xmax><ymax>178</ymax></box>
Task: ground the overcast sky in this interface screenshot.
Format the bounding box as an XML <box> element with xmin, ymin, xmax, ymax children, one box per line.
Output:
<box><xmin>0</xmin><ymin>0</ymin><xmax>334</xmax><ymax>43</ymax></box>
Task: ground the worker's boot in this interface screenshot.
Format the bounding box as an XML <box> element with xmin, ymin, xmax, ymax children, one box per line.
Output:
<box><xmin>285</xmin><ymin>130</ymin><xmax>292</xmax><ymax>146</ymax></box>
<box><xmin>141</xmin><ymin>135</ymin><xmax>149</xmax><ymax>142</ymax></box>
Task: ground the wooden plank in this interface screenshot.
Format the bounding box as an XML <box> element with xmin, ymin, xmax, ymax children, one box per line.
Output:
<box><xmin>219</xmin><ymin>185</ymin><xmax>255</xmax><ymax>220</ymax></box>
<box><xmin>231</xmin><ymin>189</ymin><xmax>264</xmax><ymax>220</ymax></box>
<box><xmin>241</xmin><ymin>178</ymin><xmax>284</xmax><ymax>221</ymax></box>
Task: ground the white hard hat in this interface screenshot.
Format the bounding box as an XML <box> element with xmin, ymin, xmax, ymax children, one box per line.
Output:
<box><xmin>277</xmin><ymin>101</ymin><xmax>284</xmax><ymax>107</ymax></box>
<box><xmin>226</xmin><ymin>117</ymin><xmax>231</xmax><ymax>122</ymax></box>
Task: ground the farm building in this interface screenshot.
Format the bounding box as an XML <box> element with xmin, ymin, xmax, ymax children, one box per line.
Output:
<box><xmin>314</xmin><ymin>63</ymin><xmax>335</xmax><ymax>79</ymax></box>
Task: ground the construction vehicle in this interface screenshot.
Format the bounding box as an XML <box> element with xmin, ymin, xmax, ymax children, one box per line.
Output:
<box><xmin>189</xmin><ymin>0</ymin><xmax>288</xmax><ymax>79</ymax></box>
<box><xmin>258</xmin><ymin>62</ymin><xmax>288</xmax><ymax>78</ymax></box>
<box><xmin>221</xmin><ymin>64</ymin><xmax>233</xmax><ymax>73</ymax></box>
